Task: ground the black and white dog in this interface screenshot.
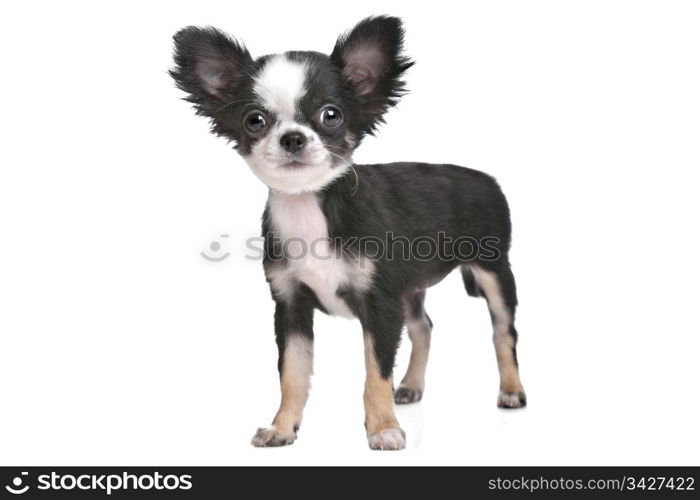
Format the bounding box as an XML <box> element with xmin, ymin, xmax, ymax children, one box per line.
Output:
<box><xmin>171</xmin><ymin>16</ymin><xmax>526</xmax><ymax>450</ymax></box>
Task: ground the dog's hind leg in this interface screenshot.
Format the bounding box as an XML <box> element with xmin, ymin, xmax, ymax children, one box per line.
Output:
<box><xmin>395</xmin><ymin>288</ymin><xmax>432</xmax><ymax>404</ymax></box>
<box><xmin>462</xmin><ymin>264</ymin><xmax>527</xmax><ymax>408</ymax></box>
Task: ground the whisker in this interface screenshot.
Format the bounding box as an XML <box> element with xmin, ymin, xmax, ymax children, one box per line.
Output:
<box><xmin>325</xmin><ymin>150</ymin><xmax>350</xmax><ymax>164</ymax></box>
<box><xmin>323</xmin><ymin>150</ymin><xmax>359</xmax><ymax>196</ymax></box>
<box><xmin>347</xmin><ymin>165</ymin><xmax>359</xmax><ymax>196</ymax></box>
<box><xmin>324</xmin><ymin>144</ymin><xmax>349</xmax><ymax>153</ymax></box>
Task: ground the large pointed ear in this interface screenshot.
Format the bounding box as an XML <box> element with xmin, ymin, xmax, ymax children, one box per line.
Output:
<box><xmin>330</xmin><ymin>16</ymin><xmax>414</xmax><ymax>134</ymax></box>
<box><xmin>170</xmin><ymin>26</ymin><xmax>253</xmax><ymax>117</ymax></box>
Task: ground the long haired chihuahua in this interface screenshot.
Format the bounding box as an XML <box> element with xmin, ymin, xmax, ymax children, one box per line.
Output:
<box><xmin>170</xmin><ymin>16</ymin><xmax>526</xmax><ymax>450</ymax></box>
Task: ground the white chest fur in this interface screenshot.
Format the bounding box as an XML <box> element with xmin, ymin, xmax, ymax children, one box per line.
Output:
<box><xmin>266</xmin><ymin>190</ymin><xmax>373</xmax><ymax>318</ymax></box>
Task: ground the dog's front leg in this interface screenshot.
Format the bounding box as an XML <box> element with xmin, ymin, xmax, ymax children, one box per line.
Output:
<box><xmin>362</xmin><ymin>305</ymin><xmax>406</xmax><ymax>450</ymax></box>
<box><xmin>251</xmin><ymin>299</ymin><xmax>314</xmax><ymax>447</ymax></box>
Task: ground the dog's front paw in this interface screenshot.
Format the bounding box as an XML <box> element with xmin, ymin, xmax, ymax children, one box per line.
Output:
<box><xmin>251</xmin><ymin>426</ymin><xmax>297</xmax><ymax>447</ymax></box>
<box><xmin>367</xmin><ymin>428</ymin><xmax>406</xmax><ymax>450</ymax></box>
<box><xmin>394</xmin><ymin>385</ymin><xmax>423</xmax><ymax>404</ymax></box>
<box><xmin>497</xmin><ymin>390</ymin><xmax>527</xmax><ymax>409</ymax></box>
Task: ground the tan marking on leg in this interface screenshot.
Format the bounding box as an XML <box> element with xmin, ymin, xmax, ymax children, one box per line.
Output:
<box><xmin>495</xmin><ymin>342</ymin><xmax>523</xmax><ymax>393</ymax></box>
<box><xmin>396</xmin><ymin>317</ymin><xmax>431</xmax><ymax>403</ymax></box>
<box><xmin>274</xmin><ymin>334</ymin><xmax>313</xmax><ymax>429</ymax></box>
<box><xmin>402</xmin><ymin>318</ymin><xmax>431</xmax><ymax>389</ymax></box>
<box><xmin>251</xmin><ymin>335</ymin><xmax>312</xmax><ymax>447</ymax></box>
<box><xmin>470</xmin><ymin>267</ymin><xmax>526</xmax><ymax>407</ymax></box>
<box><xmin>363</xmin><ymin>334</ymin><xmax>405</xmax><ymax>450</ymax></box>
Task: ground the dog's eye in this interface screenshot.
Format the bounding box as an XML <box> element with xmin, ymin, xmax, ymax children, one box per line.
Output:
<box><xmin>244</xmin><ymin>111</ymin><xmax>268</xmax><ymax>134</ymax></box>
<box><xmin>320</xmin><ymin>106</ymin><xmax>343</xmax><ymax>128</ymax></box>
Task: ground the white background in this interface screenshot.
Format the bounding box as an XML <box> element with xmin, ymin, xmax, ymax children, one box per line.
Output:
<box><xmin>1</xmin><ymin>0</ymin><xmax>699</xmax><ymax>466</ymax></box>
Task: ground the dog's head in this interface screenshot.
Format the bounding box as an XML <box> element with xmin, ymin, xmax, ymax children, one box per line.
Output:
<box><xmin>170</xmin><ymin>16</ymin><xmax>413</xmax><ymax>193</ymax></box>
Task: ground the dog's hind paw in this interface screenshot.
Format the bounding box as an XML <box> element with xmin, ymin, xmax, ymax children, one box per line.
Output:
<box><xmin>394</xmin><ymin>386</ymin><xmax>423</xmax><ymax>404</ymax></box>
<box><xmin>497</xmin><ymin>390</ymin><xmax>527</xmax><ymax>409</ymax></box>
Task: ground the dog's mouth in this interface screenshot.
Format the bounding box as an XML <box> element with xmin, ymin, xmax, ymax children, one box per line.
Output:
<box><xmin>275</xmin><ymin>154</ymin><xmax>331</xmax><ymax>169</ymax></box>
<box><xmin>279</xmin><ymin>160</ymin><xmax>309</xmax><ymax>169</ymax></box>
<box><xmin>262</xmin><ymin>149</ymin><xmax>345</xmax><ymax>171</ymax></box>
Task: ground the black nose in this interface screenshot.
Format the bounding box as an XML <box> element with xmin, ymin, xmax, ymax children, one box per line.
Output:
<box><xmin>280</xmin><ymin>132</ymin><xmax>306</xmax><ymax>153</ymax></box>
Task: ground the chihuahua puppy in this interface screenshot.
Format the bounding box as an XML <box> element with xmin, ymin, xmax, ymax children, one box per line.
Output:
<box><xmin>170</xmin><ymin>16</ymin><xmax>526</xmax><ymax>450</ymax></box>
